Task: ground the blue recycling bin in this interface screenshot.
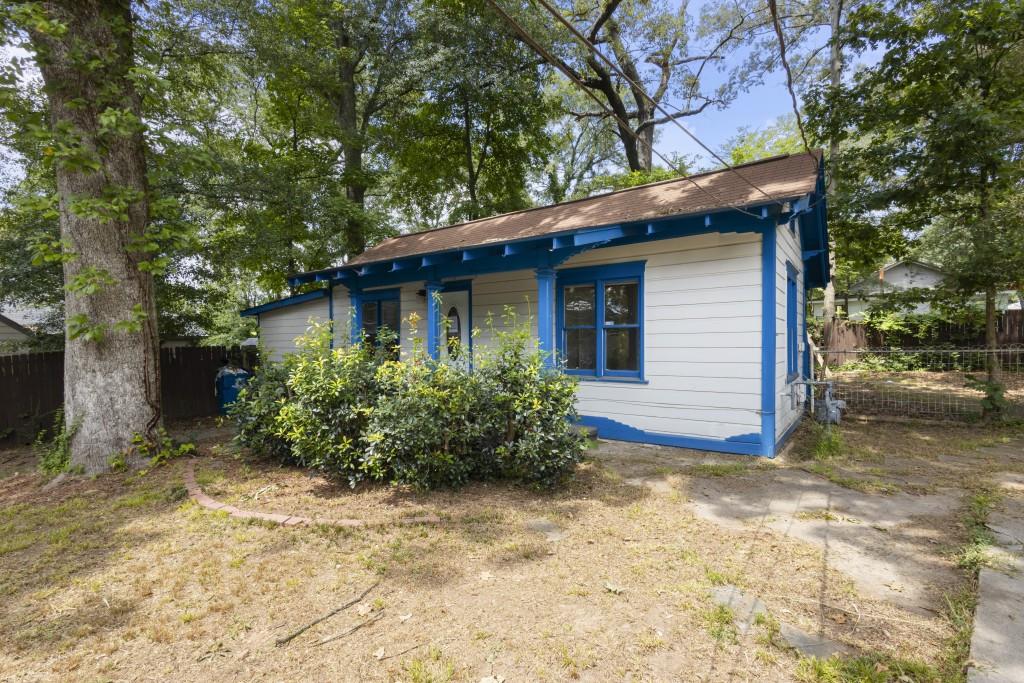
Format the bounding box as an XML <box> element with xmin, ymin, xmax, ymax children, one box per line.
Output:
<box><xmin>216</xmin><ymin>367</ymin><xmax>252</xmax><ymax>415</ymax></box>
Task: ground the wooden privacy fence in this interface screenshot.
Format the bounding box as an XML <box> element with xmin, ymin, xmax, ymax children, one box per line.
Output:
<box><xmin>0</xmin><ymin>346</ymin><xmax>257</xmax><ymax>441</ymax></box>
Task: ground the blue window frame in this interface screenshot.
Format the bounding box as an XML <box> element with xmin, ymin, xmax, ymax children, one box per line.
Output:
<box><xmin>786</xmin><ymin>262</ymin><xmax>798</xmax><ymax>381</ymax></box>
<box><xmin>556</xmin><ymin>261</ymin><xmax>645</xmax><ymax>380</ymax></box>
<box><xmin>353</xmin><ymin>288</ymin><xmax>400</xmax><ymax>353</ymax></box>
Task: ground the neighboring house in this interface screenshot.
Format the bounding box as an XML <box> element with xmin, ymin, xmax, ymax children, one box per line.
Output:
<box><xmin>242</xmin><ymin>152</ymin><xmax>830</xmax><ymax>458</ymax></box>
<box><xmin>810</xmin><ymin>259</ymin><xmax>1020</xmax><ymax>319</ymax></box>
<box><xmin>0</xmin><ymin>312</ymin><xmax>32</xmax><ymax>350</ymax></box>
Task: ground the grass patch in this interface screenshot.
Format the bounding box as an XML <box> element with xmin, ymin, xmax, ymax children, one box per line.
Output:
<box><xmin>795</xmin><ymin>509</ymin><xmax>841</xmax><ymax>522</ymax></box>
<box><xmin>795</xmin><ymin>653</ymin><xmax>941</xmax><ymax>682</ymax></box>
<box><xmin>703</xmin><ymin>604</ymin><xmax>737</xmax><ymax>644</ymax></box>
<box><xmin>692</xmin><ymin>462</ymin><xmax>749</xmax><ymax>477</ymax></box>
<box><xmin>813</xmin><ymin>423</ymin><xmax>844</xmax><ymax>461</ymax></box>
<box><xmin>955</xmin><ymin>488</ymin><xmax>1002</xmax><ymax>572</ymax></box>
<box><xmin>804</xmin><ymin>462</ymin><xmax>900</xmax><ymax>495</ymax></box>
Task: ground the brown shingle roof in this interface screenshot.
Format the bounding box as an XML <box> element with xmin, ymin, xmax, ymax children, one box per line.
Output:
<box><xmin>348</xmin><ymin>151</ymin><xmax>821</xmax><ymax>267</ymax></box>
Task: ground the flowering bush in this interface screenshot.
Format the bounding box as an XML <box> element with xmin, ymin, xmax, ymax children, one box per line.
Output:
<box><xmin>230</xmin><ymin>311</ymin><xmax>585</xmax><ymax>489</ymax></box>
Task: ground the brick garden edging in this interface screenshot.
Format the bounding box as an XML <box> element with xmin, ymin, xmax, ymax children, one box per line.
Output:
<box><xmin>183</xmin><ymin>460</ymin><xmax>441</xmax><ymax>529</ymax></box>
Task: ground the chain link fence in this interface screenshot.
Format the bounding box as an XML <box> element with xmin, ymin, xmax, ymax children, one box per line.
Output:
<box><xmin>816</xmin><ymin>346</ymin><xmax>1024</xmax><ymax>420</ymax></box>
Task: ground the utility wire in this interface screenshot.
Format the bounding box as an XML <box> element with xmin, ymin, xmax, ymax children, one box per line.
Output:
<box><xmin>767</xmin><ymin>0</ymin><xmax>813</xmax><ymax>157</ymax></box>
<box><xmin>530</xmin><ymin>0</ymin><xmax>788</xmax><ymax>206</ymax></box>
<box><xmin>481</xmin><ymin>0</ymin><xmax>764</xmax><ymax>219</ymax></box>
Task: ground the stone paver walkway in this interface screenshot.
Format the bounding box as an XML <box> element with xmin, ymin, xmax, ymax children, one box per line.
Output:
<box><xmin>183</xmin><ymin>460</ymin><xmax>441</xmax><ymax>528</ymax></box>
<box><xmin>968</xmin><ymin>447</ymin><xmax>1024</xmax><ymax>683</ymax></box>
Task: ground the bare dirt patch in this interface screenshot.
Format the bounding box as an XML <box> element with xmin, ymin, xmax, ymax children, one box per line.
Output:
<box><xmin>1</xmin><ymin>418</ymin><xmax>1019</xmax><ymax>681</ymax></box>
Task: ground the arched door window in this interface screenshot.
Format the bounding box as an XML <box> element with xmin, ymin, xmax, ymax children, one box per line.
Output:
<box><xmin>446</xmin><ymin>306</ymin><xmax>461</xmax><ymax>357</ymax></box>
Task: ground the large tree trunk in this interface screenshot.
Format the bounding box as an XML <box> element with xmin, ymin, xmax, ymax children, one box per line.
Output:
<box><xmin>30</xmin><ymin>0</ymin><xmax>161</xmax><ymax>474</ymax></box>
<box><xmin>332</xmin><ymin>19</ymin><xmax>369</xmax><ymax>255</ymax></box>
<box><xmin>820</xmin><ymin>0</ymin><xmax>844</xmax><ymax>323</ymax></box>
<box><xmin>985</xmin><ymin>288</ymin><xmax>1002</xmax><ymax>386</ymax></box>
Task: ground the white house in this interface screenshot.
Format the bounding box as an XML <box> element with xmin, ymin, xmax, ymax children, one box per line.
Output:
<box><xmin>0</xmin><ymin>311</ymin><xmax>33</xmax><ymax>351</ymax></box>
<box><xmin>243</xmin><ymin>152</ymin><xmax>830</xmax><ymax>458</ymax></box>
<box><xmin>809</xmin><ymin>259</ymin><xmax>1021</xmax><ymax>319</ymax></box>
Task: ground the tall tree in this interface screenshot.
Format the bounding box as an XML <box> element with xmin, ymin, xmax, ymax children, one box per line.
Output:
<box><xmin>243</xmin><ymin>0</ymin><xmax>417</xmax><ymax>255</ymax></box>
<box><xmin>2</xmin><ymin>0</ymin><xmax>161</xmax><ymax>472</ymax></box>
<box><xmin>807</xmin><ymin>0</ymin><xmax>1024</xmax><ymax>390</ymax></box>
<box><xmin>539</xmin><ymin>0</ymin><xmax>747</xmax><ymax>172</ymax></box>
<box><xmin>385</xmin><ymin>0</ymin><xmax>551</xmax><ymax>226</ymax></box>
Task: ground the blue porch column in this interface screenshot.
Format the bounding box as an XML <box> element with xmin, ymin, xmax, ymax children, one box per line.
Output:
<box><xmin>349</xmin><ymin>289</ymin><xmax>362</xmax><ymax>345</ymax></box>
<box><xmin>425</xmin><ymin>281</ymin><xmax>443</xmax><ymax>359</ymax></box>
<box><xmin>535</xmin><ymin>267</ymin><xmax>555</xmax><ymax>366</ymax></box>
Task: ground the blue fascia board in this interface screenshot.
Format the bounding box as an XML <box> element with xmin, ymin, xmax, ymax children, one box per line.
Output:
<box><xmin>760</xmin><ymin>225</ymin><xmax>777</xmax><ymax>458</ymax></box>
<box><xmin>240</xmin><ymin>289</ymin><xmax>329</xmax><ymax>317</ymax></box>
<box><xmin>285</xmin><ymin>202</ymin><xmax>788</xmax><ymax>288</ymax></box>
<box><xmin>579</xmin><ymin>415</ymin><xmax>763</xmax><ymax>457</ymax></box>
<box><xmin>573</xmin><ymin>225</ymin><xmax>625</xmax><ymax>246</ymax></box>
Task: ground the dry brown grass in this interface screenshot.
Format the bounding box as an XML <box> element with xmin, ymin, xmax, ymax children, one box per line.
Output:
<box><xmin>0</xmin><ymin>417</ymin><xmax>1018</xmax><ymax>681</ymax></box>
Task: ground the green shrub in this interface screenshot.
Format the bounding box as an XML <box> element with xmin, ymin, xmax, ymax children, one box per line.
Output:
<box><xmin>230</xmin><ymin>313</ymin><xmax>585</xmax><ymax>490</ymax></box>
<box><xmin>274</xmin><ymin>322</ymin><xmax>387</xmax><ymax>485</ymax></box>
<box><xmin>230</xmin><ymin>361</ymin><xmax>292</xmax><ymax>463</ymax></box>
<box><xmin>475</xmin><ymin>322</ymin><xmax>584</xmax><ymax>487</ymax></box>
<box><xmin>365</xmin><ymin>359</ymin><xmax>486</xmax><ymax>489</ymax></box>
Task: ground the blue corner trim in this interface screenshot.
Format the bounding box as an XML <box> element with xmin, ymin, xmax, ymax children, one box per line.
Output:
<box><xmin>425</xmin><ymin>281</ymin><xmax>442</xmax><ymax>359</ymax></box>
<box><xmin>349</xmin><ymin>289</ymin><xmax>362</xmax><ymax>345</ymax></box>
<box><xmin>327</xmin><ymin>286</ymin><xmax>334</xmax><ymax>349</ymax></box>
<box><xmin>760</xmin><ymin>226</ymin><xmax>777</xmax><ymax>458</ymax></box>
<box><xmin>535</xmin><ymin>268</ymin><xmax>555</xmax><ymax>366</ymax></box>
<box><xmin>579</xmin><ymin>415</ymin><xmax>763</xmax><ymax>457</ymax></box>
<box><xmin>240</xmin><ymin>289</ymin><xmax>328</xmax><ymax>317</ymax></box>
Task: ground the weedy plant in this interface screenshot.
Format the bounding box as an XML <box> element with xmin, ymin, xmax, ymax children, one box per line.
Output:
<box><xmin>35</xmin><ymin>409</ymin><xmax>81</xmax><ymax>475</ymax></box>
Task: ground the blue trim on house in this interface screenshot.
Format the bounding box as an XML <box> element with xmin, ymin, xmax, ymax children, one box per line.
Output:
<box><xmin>240</xmin><ymin>289</ymin><xmax>329</xmax><ymax>317</ymax></box>
<box><xmin>555</xmin><ymin>261</ymin><xmax>645</xmax><ymax>381</ymax></box>
<box><xmin>760</xmin><ymin>226</ymin><xmax>777</xmax><ymax>458</ymax></box>
<box><xmin>327</xmin><ymin>286</ymin><xmax>334</xmax><ymax>349</ymax></box>
<box><xmin>786</xmin><ymin>261</ymin><xmax>798</xmax><ymax>382</ymax></box>
<box><xmin>349</xmin><ymin>289</ymin><xmax>362</xmax><ymax>345</ymax></box>
<box><xmin>286</xmin><ymin>206</ymin><xmax>797</xmax><ymax>291</ymax></box>
<box><xmin>579</xmin><ymin>415</ymin><xmax>762</xmax><ymax>456</ymax></box>
<box><xmin>425</xmin><ymin>281</ymin><xmax>443</xmax><ymax>359</ymax></box>
<box><xmin>535</xmin><ymin>268</ymin><xmax>555</xmax><ymax>366</ymax></box>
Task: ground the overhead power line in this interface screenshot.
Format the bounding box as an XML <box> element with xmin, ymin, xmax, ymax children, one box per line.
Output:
<box><xmin>767</xmin><ymin>0</ymin><xmax>813</xmax><ymax>157</ymax></box>
<box><xmin>481</xmin><ymin>0</ymin><xmax>764</xmax><ymax>219</ymax></box>
<box><xmin>530</xmin><ymin>0</ymin><xmax>787</xmax><ymax>206</ymax></box>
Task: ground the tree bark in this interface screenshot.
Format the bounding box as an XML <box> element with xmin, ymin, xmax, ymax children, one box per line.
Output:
<box><xmin>29</xmin><ymin>0</ymin><xmax>161</xmax><ymax>474</ymax></box>
<box><xmin>332</xmin><ymin>17</ymin><xmax>368</xmax><ymax>255</ymax></box>
<box><xmin>985</xmin><ymin>286</ymin><xmax>1002</xmax><ymax>384</ymax></box>
<box><xmin>820</xmin><ymin>0</ymin><xmax>844</xmax><ymax>323</ymax></box>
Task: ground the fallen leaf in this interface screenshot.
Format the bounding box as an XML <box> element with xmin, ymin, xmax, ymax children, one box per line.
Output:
<box><xmin>604</xmin><ymin>582</ymin><xmax>624</xmax><ymax>595</ymax></box>
<box><xmin>399</xmin><ymin>613</ymin><xmax>412</xmax><ymax>622</ymax></box>
<box><xmin>356</xmin><ymin>603</ymin><xmax>373</xmax><ymax>616</ymax></box>
<box><xmin>373</xmin><ymin>647</ymin><xmax>385</xmax><ymax>660</ymax></box>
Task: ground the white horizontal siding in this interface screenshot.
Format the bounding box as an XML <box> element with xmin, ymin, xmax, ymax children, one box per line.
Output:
<box><xmin>331</xmin><ymin>285</ymin><xmax>353</xmax><ymax>348</ymax></box>
<box><xmin>560</xmin><ymin>231</ymin><xmax>763</xmax><ymax>442</ymax></box>
<box><xmin>470</xmin><ymin>269</ymin><xmax>539</xmax><ymax>350</ymax></box>
<box><xmin>775</xmin><ymin>222</ymin><xmax>805</xmax><ymax>441</ymax></box>
<box><xmin>258</xmin><ymin>298</ymin><xmax>330</xmax><ymax>361</ymax></box>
